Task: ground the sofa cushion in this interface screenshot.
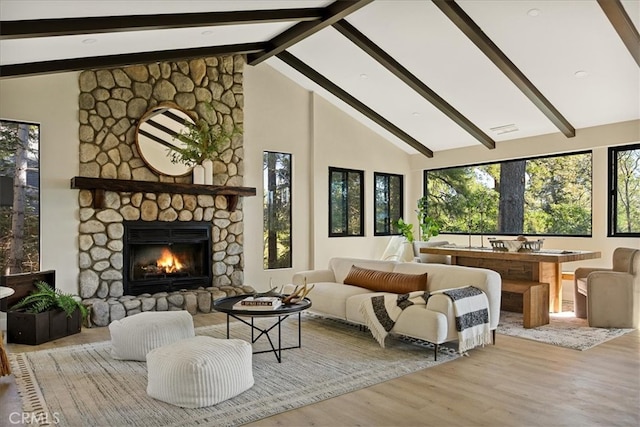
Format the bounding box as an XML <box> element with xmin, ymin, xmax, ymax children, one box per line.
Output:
<box><xmin>307</xmin><ymin>282</ymin><xmax>373</xmax><ymax>319</ymax></box>
<box><xmin>344</xmin><ymin>265</ymin><xmax>428</xmax><ymax>294</ymax></box>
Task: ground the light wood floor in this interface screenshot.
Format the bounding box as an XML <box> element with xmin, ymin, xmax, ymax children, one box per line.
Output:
<box><xmin>1</xmin><ymin>312</ymin><xmax>639</xmax><ymax>427</ymax></box>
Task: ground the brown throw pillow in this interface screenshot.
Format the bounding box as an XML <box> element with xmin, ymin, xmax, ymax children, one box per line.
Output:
<box><xmin>343</xmin><ymin>265</ymin><xmax>428</xmax><ymax>294</ymax></box>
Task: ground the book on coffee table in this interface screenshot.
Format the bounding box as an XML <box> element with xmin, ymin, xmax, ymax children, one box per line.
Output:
<box><xmin>233</xmin><ymin>296</ymin><xmax>282</xmax><ymax>310</ymax></box>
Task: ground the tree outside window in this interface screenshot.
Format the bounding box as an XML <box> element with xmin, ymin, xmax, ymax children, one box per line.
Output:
<box><xmin>608</xmin><ymin>144</ymin><xmax>640</xmax><ymax>237</ymax></box>
<box><xmin>329</xmin><ymin>167</ymin><xmax>364</xmax><ymax>237</ymax></box>
<box><xmin>424</xmin><ymin>151</ymin><xmax>592</xmax><ymax>236</ymax></box>
<box><xmin>263</xmin><ymin>152</ymin><xmax>292</xmax><ymax>269</ymax></box>
<box><xmin>0</xmin><ymin>120</ymin><xmax>40</xmax><ymax>274</ymax></box>
<box><xmin>374</xmin><ymin>172</ymin><xmax>403</xmax><ymax>236</ymax></box>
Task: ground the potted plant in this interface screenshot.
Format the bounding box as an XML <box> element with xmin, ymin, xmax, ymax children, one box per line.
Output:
<box><xmin>412</xmin><ymin>197</ymin><xmax>448</xmax><ymax>263</ymax></box>
<box><xmin>168</xmin><ymin>118</ymin><xmax>238</xmax><ymax>167</ymax></box>
<box><xmin>8</xmin><ymin>281</ymin><xmax>88</xmax><ymax>345</ymax></box>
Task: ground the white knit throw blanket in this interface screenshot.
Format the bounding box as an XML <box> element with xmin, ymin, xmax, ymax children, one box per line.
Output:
<box><xmin>360</xmin><ymin>291</ymin><xmax>429</xmax><ymax>348</ymax></box>
<box><xmin>442</xmin><ymin>286</ymin><xmax>492</xmax><ymax>353</ymax></box>
<box><xmin>360</xmin><ymin>286</ymin><xmax>491</xmax><ymax>353</ymax></box>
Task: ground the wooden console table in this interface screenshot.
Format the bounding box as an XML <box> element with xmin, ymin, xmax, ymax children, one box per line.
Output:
<box><xmin>420</xmin><ymin>246</ymin><xmax>601</xmax><ymax>313</ymax></box>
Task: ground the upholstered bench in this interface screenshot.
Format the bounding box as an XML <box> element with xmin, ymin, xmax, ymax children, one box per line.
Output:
<box><xmin>109</xmin><ymin>311</ymin><xmax>195</xmax><ymax>361</ymax></box>
<box><xmin>146</xmin><ymin>335</ymin><xmax>254</xmax><ymax>408</ymax></box>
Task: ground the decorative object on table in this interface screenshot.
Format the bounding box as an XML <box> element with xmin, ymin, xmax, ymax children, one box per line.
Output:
<box><xmin>233</xmin><ymin>296</ymin><xmax>282</xmax><ymax>310</ymax></box>
<box><xmin>489</xmin><ymin>237</ymin><xmax>544</xmax><ymax>252</ymax></box>
<box><xmin>252</xmin><ymin>285</ymin><xmax>283</xmax><ymax>298</ymax></box>
<box><xmin>281</xmin><ymin>281</ymin><xmax>314</xmax><ymax>304</ymax></box>
<box><xmin>8</xmin><ymin>281</ymin><xmax>88</xmax><ymax>345</ymax></box>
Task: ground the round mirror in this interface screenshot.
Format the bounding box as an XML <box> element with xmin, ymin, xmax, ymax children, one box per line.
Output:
<box><xmin>135</xmin><ymin>103</ymin><xmax>195</xmax><ymax>176</ymax></box>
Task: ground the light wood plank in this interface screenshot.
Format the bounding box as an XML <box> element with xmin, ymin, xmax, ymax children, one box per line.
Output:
<box><xmin>1</xmin><ymin>312</ymin><xmax>638</xmax><ymax>427</ymax></box>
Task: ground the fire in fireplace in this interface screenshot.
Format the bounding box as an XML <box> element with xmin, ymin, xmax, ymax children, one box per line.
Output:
<box><xmin>123</xmin><ymin>221</ymin><xmax>212</xmax><ymax>295</ymax></box>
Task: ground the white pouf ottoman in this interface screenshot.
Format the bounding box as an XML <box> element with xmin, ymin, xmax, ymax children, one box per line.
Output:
<box><xmin>146</xmin><ymin>335</ymin><xmax>254</xmax><ymax>408</ymax></box>
<box><xmin>109</xmin><ymin>311</ymin><xmax>195</xmax><ymax>361</ymax></box>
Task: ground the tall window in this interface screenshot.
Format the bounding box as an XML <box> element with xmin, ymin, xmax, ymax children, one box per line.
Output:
<box><xmin>374</xmin><ymin>172</ymin><xmax>403</xmax><ymax>236</ymax></box>
<box><xmin>329</xmin><ymin>167</ymin><xmax>364</xmax><ymax>237</ymax></box>
<box><xmin>0</xmin><ymin>119</ymin><xmax>40</xmax><ymax>274</ymax></box>
<box><xmin>424</xmin><ymin>151</ymin><xmax>592</xmax><ymax>236</ymax></box>
<box><xmin>263</xmin><ymin>152</ymin><xmax>292</xmax><ymax>269</ymax></box>
<box><xmin>608</xmin><ymin>143</ymin><xmax>640</xmax><ymax>237</ymax></box>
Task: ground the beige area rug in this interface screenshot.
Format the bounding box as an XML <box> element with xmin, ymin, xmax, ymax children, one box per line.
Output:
<box><xmin>10</xmin><ymin>314</ymin><xmax>458</xmax><ymax>427</ymax></box>
<box><xmin>497</xmin><ymin>304</ymin><xmax>634</xmax><ymax>350</ymax></box>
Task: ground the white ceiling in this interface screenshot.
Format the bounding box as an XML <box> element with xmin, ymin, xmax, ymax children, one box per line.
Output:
<box><xmin>1</xmin><ymin>0</ymin><xmax>638</xmax><ymax>156</ymax></box>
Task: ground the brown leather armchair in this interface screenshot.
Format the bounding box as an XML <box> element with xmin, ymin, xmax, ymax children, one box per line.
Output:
<box><xmin>574</xmin><ymin>247</ymin><xmax>640</xmax><ymax>328</ymax></box>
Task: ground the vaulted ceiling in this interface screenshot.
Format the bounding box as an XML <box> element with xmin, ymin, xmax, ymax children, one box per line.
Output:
<box><xmin>1</xmin><ymin>0</ymin><xmax>639</xmax><ymax>157</ymax></box>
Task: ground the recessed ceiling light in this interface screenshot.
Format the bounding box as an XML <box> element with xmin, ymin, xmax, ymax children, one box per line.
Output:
<box><xmin>82</xmin><ymin>38</ymin><xmax>97</xmax><ymax>44</ymax></box>
<box><xmin>490</xmin><ymin>124</ymin><xmax>519</xmax><ymax>135</ymax></box>
<box><xmin>574</xmin><ymin>70</ymin><xmax>589</xmax><ymax>78</ymax></box>
<box><xmin>359</xmin><ymin>73</ymin><xmax>368</xmax><ymax>79</ymax></box>
<box><xmin>527</xmin><ymin>8</ymin><xmax>541</xmax><ymax>17</ymax></box>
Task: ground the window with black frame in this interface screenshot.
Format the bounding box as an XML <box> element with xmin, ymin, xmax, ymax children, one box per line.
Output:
<box><xmin>263</xmin><ymin>151</ymin><xmax>292</xmax><ymax>269</ymax></box>
<box><xmin>374</xmin><ymin>172</ymin><xmax>403</xmax><ymax>236</ymax></box>
<box><xmin>424</xmin><ymin>151</ymin><xmax>592</xmax><ymax>237</ymax></box>
<box><xmin>329</xmin><ymin>167</ymin><xmax>364</xmax><ymax>237</ymax></box>
<box><xmin>0</xmin><ymin>119</ymin><xmax>40</xmax><ymax>273</ymax></box>
<box><xmin>608</xmin><ymin>143</ymin><xmax>640</xmax><ymax>237</ymax></box>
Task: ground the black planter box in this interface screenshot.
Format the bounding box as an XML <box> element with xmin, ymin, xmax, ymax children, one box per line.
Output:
<box><xmin>8</xmin><ymin>307</ymin><xmax>82</xmax><ymax>345</ymax></box>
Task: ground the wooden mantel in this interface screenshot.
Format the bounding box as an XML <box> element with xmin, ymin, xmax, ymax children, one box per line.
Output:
<box><xmin>70</xmin><ymin>177</ymin><xmax>256</xmax><ymax>211</ymax></box>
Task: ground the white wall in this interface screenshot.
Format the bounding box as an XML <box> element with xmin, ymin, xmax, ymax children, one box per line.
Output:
<box><xmin>243</xmin><ymin>65</ymin><xmax>414</xmax><ymax>291</ymax></box>
<box><xmin>0</xmin><ymin>72</ymin><xmax>80</xmax><ymax>294</ymax></box>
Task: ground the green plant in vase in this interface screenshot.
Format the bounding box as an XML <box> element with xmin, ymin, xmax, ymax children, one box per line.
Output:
<box><xmin>169</xmin><ymin>119</ymin><xmax>239</xmax><ymax>167</ymax></box>
<box><xmin>416</xmin><ymin>196</ymin><xmax>440</xmax><ymax>242</ymax></box>
<box><xmin>394</xmin><ymin>218</ymin><xmax>415</xmax><ymax>243</ymax></box>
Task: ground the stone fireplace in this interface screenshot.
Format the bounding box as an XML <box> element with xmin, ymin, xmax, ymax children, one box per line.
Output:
<box><xmin>76</xmin><ymin>56</ymin><xmax>255</xmax><ymax>326</ymax></box>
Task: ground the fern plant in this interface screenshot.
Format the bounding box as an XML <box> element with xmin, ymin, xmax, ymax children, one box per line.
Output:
<box><xmin>11</xmin><ymin>281</ymin><xmax>88</xmax><ymax>320</ymax></box>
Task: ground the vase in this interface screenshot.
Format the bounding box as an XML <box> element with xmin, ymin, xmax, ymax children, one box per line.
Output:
<box><xmin>192</xmin><ymin>164</ymin><xmax>205</xmax><ymax>184</ymax></box>
<box><xmin>202</xmin><ymin>159</ymin><xmax>213</xmax><ymax>185</ymax></box>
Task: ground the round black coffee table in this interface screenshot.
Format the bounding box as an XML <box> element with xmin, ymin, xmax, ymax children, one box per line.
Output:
<box><xmin>213</xmin><ymin>294</ymin><xmax>312</xmax><ymax>363</ymax></box>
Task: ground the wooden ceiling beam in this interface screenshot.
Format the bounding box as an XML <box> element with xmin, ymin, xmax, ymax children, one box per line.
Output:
<box><xmin>432</xmin><ymin>0</ymin><xmax>576</xmax><ymax>138</ymax></box>
<box><xmin>0</xmin><ymin>43</ymin><xmax>266</xmax><ymax>78</ymax></box>
<box><xmin>247</xmin><ymin>0</ymin><xmax>373</xmax><ymax>66</ymax></box>
<box><xmin>597</xmin><ymin>0</ymin><xmax>640</xmax><ymax>67</ymax></box>
<box><xmin>0</xmin><ymin>8</ymin><xmax>324</xmax><ymax>40</ymax></box>
<box><xmin>277</xmin><ymin>51</ymin><xmax>434</xmax><ymax>158</ymax></box>
<box><xmin>333</xmin><ymin>19</ymin><xmax>495</xmax><ymax>150</ymax></box>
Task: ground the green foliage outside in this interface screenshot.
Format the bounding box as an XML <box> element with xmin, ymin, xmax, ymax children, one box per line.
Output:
<box><xmin>425</xmin><ymin>152</ymin><xmax>593</xmax><ymax>236</ymax></box>
<box><xmin>0</xmin><ymin>120</ymin><xmax>40</xmax><ymax>273</ymax></box>
<box><xmin>329</xmin><ymin>168</ymin><xmax>363</xmax><ymax>236</ymax></box>
<box><xmin>263</xmin><ymin>152</ymin><xmax>292</xmax><ymax>269</ymax></box>
<box><xmin>615</xmin><ymin>147</ymin><xmax>640</xmax><ymax>234</ymax></box>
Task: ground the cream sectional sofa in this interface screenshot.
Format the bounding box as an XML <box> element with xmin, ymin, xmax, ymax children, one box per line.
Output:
<box><xmin>290</xmin><ymin>257</ymin><xmax>501</xmax><ymax>357</ymax></box>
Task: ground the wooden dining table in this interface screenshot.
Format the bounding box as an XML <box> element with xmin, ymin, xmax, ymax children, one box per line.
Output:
<box><xmin>420</xmin><ymin>245</ymin><xmax>601</xmax><ymax>313</ymax></box>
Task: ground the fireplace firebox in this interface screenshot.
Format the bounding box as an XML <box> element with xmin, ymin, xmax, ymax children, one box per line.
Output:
<box><xmin>123</xmin><ymin>221</ymin><xmax>212</xmax><ymax>295</ymax></box>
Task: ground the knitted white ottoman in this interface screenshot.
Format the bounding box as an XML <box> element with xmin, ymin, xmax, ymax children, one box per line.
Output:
<box><xmin>109</xmin><ymin>311</ymin><xmax>195</xmax><ymax>361</ymax></box>
<box><xmin>146</xmin><ymin>335</ymin><xmax>254</xmax><ymax>408</ymax></box>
